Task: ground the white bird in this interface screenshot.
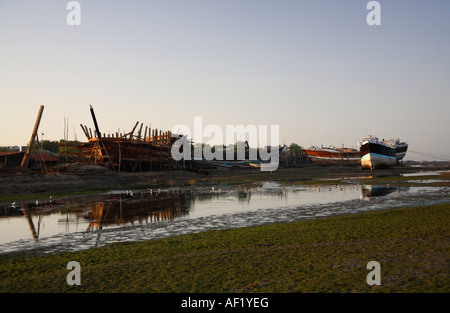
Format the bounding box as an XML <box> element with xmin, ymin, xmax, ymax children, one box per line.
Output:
<box><xmin>35</xmin><ymin>200</ymin><xmax>39</xmax><ymax>206</ymax></box>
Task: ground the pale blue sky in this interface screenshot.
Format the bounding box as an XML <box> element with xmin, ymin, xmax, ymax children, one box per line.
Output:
<box><xmin>0</xmin><ymin>0</ymin><xmax>449</xmax><ymax>160</ymax></box>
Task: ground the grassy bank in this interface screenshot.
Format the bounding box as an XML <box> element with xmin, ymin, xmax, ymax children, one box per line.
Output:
<box><xmin>0</xmin><ymin>203</ymin><xmax>448</xmax><ymax>293</ymax></box>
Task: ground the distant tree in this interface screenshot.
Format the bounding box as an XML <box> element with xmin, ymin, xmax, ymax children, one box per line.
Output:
<box><xmin>40</xmin><ymin>140</ymin><xmax>60</xmax><ymax>154</ymax></box>
<box><xmin>289</xmin><ymin>143</ymin><xmax>303</xmax><ymax>153</ymax></box>
<box><xmin>26</xmin><ymin>140</ymin><xmax>59</xmax><ymax>154</ymax></box>
<box><xmin>0</xmin><ymin>145</ymin><xmax>20</xmax><ymax>152</ymax></box>
<box><xmin>58</xmin><ymin>139</ymin><xmax>82</xmax><ymax>156</ymax></box>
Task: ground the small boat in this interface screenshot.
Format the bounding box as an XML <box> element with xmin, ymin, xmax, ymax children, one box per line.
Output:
<box><xmin>359</xmin><ymin>136</ymin><xmax>397</xmax><ymax>169</ymax></box>
<box><xmin>249</xmin><ymin>162</ymin><xmax>261</xmax><ymax>169</ymax></box>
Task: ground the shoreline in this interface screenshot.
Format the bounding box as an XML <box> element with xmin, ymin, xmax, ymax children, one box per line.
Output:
<box><xmin>1</xmin><ymin>163</ymin><xmax>448</xmax><ymax>292</ymax></box>
<box><xmin>1</xmin><ymin>164</ymin><xmax>449</xmax><ymax>204</ymax></box>
<box><xmin>0</xmin><ymin>203</ymin><xmax>448</xmax><ymax>292</ymax></box>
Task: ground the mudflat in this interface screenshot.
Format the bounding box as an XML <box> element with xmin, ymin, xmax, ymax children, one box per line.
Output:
<box><xmin>1</xmin><ymin>164</ymin><xmax>449</xmax><ymax>204</ymax></box>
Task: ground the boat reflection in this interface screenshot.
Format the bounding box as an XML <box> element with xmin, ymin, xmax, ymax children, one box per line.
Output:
<box><xmin>1</xmin><ymin>181</ymin><xmax>420</xmax><ymax>245</ymax></box>
<box><xmin>360</xmin><ymin>185</ymin><xmax>410</xmax><ymax>199</ymax></box>
<box><xmin>0</xmin><ymin>185</ymin><xmax>291</xmax><ymax>242</ymax></box>
<box><xmin>84</xmin><ymin>192</ymin><xmax>191</xmax><ymax>232</ymax></box>
<box><xmin>1</xmin><ymin>191</ymin><xmax>192</xmax><ymax>242</ymax></box>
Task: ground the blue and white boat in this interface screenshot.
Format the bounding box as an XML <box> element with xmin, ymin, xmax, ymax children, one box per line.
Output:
<box><xmin>359</xmin><ymin>136</ymin><xmax>397</xmax><ymax>169</ymax></box>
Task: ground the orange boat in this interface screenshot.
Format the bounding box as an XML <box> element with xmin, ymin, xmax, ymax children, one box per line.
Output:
<box><xmin>303</xmin><ymin>146</ymin><xmax>361</xmax><ymax>166</ymax></box>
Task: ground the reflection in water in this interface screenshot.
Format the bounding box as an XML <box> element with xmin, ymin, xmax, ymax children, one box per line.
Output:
<box><xmin>85</xmin><ymin>192</ymin><xmax>190</xmax><ymax>231</ymax></box>
<box><xmin>0</xmin><ymin>182</ymin><xmax>447</xmax><ymax>254</ymax></box>
<box><xmin>0</xmin><ymin>184</ymin><xmax>299</xmax><ymax>246</ymax></box>
<box><xmin>21</xmin><ymin>205</ymin><xmax>39</xmax><ymax>241</ymax></box>
<box><xmin>360</xmin><ymin>185</ymin><xmax>410</xmax><ymax>199</ymax></box>
<box><xmin>0</xmin><ymin>191</ymin><xmax>191</xmax><ymax>243</ymax></box>
<box><xmin>2</xmin><ymin>202</ymin><xmax>54</xmax><ymax>243</ymax></box>
<box><xmin>82</xmin><ymin>192</ymin><xmax>191</xmax><ymax>247</ymax></box>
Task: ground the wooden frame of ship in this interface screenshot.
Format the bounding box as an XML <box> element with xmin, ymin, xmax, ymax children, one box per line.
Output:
<box><xmin>62</xmin><ymin>106</ymin><xmax>183</xmax><ymax>172</ymax></box>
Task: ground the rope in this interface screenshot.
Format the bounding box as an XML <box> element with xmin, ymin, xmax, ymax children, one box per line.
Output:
<box><xmin>408</xmin><ymin>150</ymin><xmax>450</xmax><ymax>161</ymax></box>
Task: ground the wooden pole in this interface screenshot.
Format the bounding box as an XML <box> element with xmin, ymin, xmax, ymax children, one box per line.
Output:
<box><xmin>21</xmin><ymin>105</ymin><xmax>44</xmax><ymax>169</ymax></box>
<box><xmin>90</xmin><ymin>105</ymin><xmax>102</xmax><ymax>140</ymax></box>
<box><xmin>35</xmin><ymin>133</ymin><xmax>48</xmax><ymax>173</ymax></box>
<box><xmin>137</xmin><ymin>123</ymin><xmax>143</xmax><ymax>140</ymax></box>
<box><xmin>80</xmin><ymin>124</ymin><xmax>89</xmax><ymax>140</ymax></box>
<box><xmin>129</xmin><ymin>122</ymin><xmax>139</xmax><ymax>140</ymax></box>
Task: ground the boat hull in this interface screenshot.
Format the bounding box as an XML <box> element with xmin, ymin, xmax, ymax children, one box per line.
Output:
<box><xmin>395</xmin><ymin>144</ymin><xmax>408</xmax><ymax>161</ymax></box>
<box><xmin>303</xmin><ymin>148</ymin><xmax>361</xmax><ymax>166</ymax></box>
<box><xmin>360</xmin><ymin>142</ymin><xmax>396</xmax><ymax>169</ymax></box>
<box><xmin>75</xmin><ymin>136</ymin><xmax>179</xmax><ymax>171</ymax></box>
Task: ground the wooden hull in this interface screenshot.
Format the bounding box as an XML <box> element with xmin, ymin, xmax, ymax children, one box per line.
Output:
<box><xmin>76</xmin><ymin>136</ymin><xmax>179</xmax><ymax>171</ymax></box>
<box><xmin>69</xmin><ymin>106</ymin><xmax>183</xmax><ymax>172</ymax></box>
<box><xmin>249</xmin><ymin>162</ymin><xmax>262</xmax><ymax>169</ymax></box>
<box><xmin>303</xmin><ymin>148</ymin><xmax>361</xmax><ymax>166</ymax></box>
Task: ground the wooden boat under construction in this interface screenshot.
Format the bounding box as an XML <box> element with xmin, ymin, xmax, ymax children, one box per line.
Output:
<box><xmin>64</xmin><ymin>106</ymin><xmax>183</xmax><ymax>172</ymax></box>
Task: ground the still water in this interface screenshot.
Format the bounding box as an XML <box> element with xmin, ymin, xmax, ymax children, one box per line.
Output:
<box><xmin>0</xmin><ymin>182</ymin><xmax>448</xmax><ymax>254</ymax></box>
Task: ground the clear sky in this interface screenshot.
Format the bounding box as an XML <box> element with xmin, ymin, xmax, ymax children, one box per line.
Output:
<box><xmin>0</xmin><ymin>0</ymin><xmax>449</xmax><ymax>161</ymax></box>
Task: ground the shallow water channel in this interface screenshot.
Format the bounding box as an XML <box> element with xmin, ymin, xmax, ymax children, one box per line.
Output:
<box><xmin>0</xmin><ymin>181</ymin><xmax>448</xmax><ymax>254</ymax></box>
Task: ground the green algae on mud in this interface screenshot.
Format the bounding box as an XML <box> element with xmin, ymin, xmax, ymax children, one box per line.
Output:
<box><xmin>0</xmin><ymin>203</ymin><xmax>448</xmax><ymax>293</ymax></box>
